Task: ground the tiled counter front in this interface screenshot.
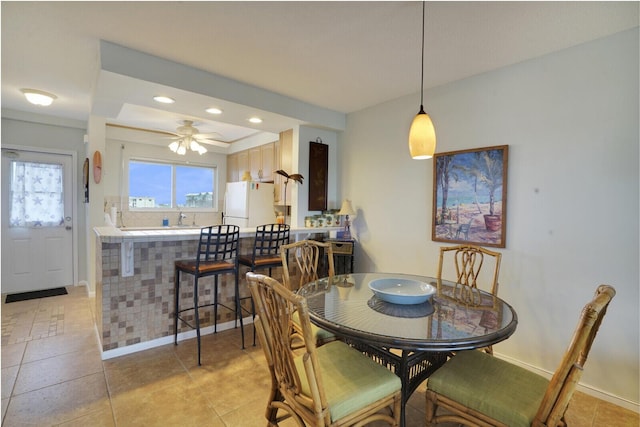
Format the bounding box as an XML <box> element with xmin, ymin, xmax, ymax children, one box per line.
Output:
<box><xmin>94</xmin><ymin>227</ymin><xmax>334</xmax><ymax>354</ymax></box>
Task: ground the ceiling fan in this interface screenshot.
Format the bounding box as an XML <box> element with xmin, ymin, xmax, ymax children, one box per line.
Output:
<box><xmin>167</xmin><ymin>120</ymin><xmax>230</xmax><ymax>155</ymax></box>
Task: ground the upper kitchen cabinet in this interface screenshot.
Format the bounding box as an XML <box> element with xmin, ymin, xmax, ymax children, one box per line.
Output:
<box><xmin>237</xmin><ymin>150</ymin><xmax>249</xmax><ymax>179</ymax></box>
<box><xmin>275</xmin><ymin>129</ymin><xmax>293</xmax><ymax>204</ymax></box>
<box><xmin>226</xmin><ymin>150</ymin><xmax>249</xmax><ymax>182</ymax></box>
<box><xmin>227</xmin><ymin>152</ymin><xmax>239</xmax><ymax>182</ymax></box>
<box><xmin>227</xmin><ymin>142</ymin><xmax>276</xmax><ymax>183</ymax></box>
<box><xmin>249</xmin><ymin>143</ymin><xmax>275</xmax><ymax>182</ymax></box>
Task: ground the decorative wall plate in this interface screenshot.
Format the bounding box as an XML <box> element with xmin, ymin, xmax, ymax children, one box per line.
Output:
<box><xmin>93</xmin><ymin>150</ymin><xmax>102</xmax><ymax>183</ymax></box>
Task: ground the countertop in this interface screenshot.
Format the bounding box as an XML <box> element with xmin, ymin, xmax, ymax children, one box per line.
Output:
<box><xmin>94</xmin><ymin>225</ymin><xmax>340</xmax><ymax>242</ymax></box>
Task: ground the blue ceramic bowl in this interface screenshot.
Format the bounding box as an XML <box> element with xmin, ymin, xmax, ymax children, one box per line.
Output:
<box><xmin>368</xmin><ymin>278</ymin><xmax>436</xmax><ymax>305</ymax></box>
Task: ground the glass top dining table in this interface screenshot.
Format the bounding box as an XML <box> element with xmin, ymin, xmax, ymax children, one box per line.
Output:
<box><xmin>298</xmin><ymin>272</ymin><xmax>518</xmax><ymax>427</ymax></box>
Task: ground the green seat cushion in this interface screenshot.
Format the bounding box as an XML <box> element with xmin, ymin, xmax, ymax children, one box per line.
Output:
<box><xmin>427</xmin><ymin>350</ymin><xmax>549</xmax><ymax>427</ymax></box>
<box><xmin>294</xmin><ymin>340</ymin><xmax>401</xmax><ymax>422</ymax></box>
<box><xmin>292</xmin><ymin>310</ymin><xmax>335</xmax><ymax>341</ymax></box>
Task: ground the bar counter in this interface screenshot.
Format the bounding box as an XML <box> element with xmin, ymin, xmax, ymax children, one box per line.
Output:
<box><xmin>94</xmin><ymin>225</ymin><xmax>337</xmax><ymax>359</ymax></box>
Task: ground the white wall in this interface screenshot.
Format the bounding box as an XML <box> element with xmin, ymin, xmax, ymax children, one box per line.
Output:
<box><xmin>340</xmin><ymin>28</ymin><xmax>639</xmax><ymax>406</ymax></box>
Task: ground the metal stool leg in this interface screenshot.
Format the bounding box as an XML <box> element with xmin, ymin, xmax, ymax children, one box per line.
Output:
<box><xmin>174</xmin><ymin>269</ymin><xmax>180</xmax><ymax>345</ymax></box>
<box><xmin>214</xmin><ymin>276</ymin><xmax>219</xmax><ymax>333</ymax></box>
<box><xmin>235</xmin><ymin>272</ymin><xmax>245</xmax><ymax>349</ymax></box>
<box><xmin>194</xmin><ymin>275</ymin><xmax>202</xmax><ymax>366</ymax></box>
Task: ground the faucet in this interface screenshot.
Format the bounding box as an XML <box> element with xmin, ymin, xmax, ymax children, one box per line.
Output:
<box><xmin>178</xmin><ymin>211</ymin><xmax>187</xmax><ymax>226</ymax></box>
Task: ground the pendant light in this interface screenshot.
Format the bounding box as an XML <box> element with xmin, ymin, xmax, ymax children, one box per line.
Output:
<box><xmin>408</xmin><ymin>1</ymin><xmax>436</xmax><ymax>160</ymax></box>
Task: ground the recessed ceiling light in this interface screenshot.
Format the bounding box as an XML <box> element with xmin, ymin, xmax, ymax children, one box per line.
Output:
<box><xmin>206</xmin><ymin>108</ymin><xmax>222</xmax><ymax>115</ymax></box>
<box><xmin>153</xmin><ymin>96</ymin><xmax>175</xmax><ymax>104</ymax></box>
<box><xmin>249</xmin><ymin>117</ymin><xmax>263</xmax><ymax>124</ymax></box>
<box><xmin>21</xmin><ymin>89</ymin><xmax>57</xmax><ymax>106</ymax></box>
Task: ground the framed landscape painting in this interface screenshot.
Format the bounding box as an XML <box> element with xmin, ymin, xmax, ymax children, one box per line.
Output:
<box><xmin>432</xmin><ymin>145</ymin><xmax>508</xmax><ymax>248</ymax></box>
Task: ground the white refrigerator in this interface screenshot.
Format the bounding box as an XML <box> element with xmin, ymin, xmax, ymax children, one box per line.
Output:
<box><xmin>223</xmin><ymin>181</ymin><xmax>275</xmax><ymax>228</ymax></box>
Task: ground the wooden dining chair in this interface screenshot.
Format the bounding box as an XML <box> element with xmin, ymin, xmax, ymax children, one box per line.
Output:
<box><xmin>438</xmin><ymin>244</ymin><xmax>501</xmax><ymax>354</ymax></box>
<box><xmin>425</xmin><ymin>284</ymin><xmax>616</xmax><ymax>427</ymax></box>
<box><xmin>437</xmin><ymin>244</ymin><xmax>502</xmax><ymax>301</ymax></box>
<box><xmin>246</xmin><ymin>272</ymin><xmax>402</xmax><ymax>427</ymax></box>
<box><xmin>281</xmin><ymin>239</ymin><xmax>335</xmax><ymax>291</ymax></box>
<box><xmin>281</xmin><ymin>239</ymin><xmax>336</xmax><ymax>346</ymax></box>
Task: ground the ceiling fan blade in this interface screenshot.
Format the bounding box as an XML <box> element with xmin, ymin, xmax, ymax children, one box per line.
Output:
<box><xmin>155</xmin><ymin>130</ymin><xmax>182</xmax><ymax>139</ymax></box>
<box><xmin>195</xmin><ymin>132</ymin><xmax>224</xmax><ymax>139</ymax></box>
<box><xmin>195</xmin><ymin>137</ymin><xmax>230</xmax><ymax>148</ymax></box>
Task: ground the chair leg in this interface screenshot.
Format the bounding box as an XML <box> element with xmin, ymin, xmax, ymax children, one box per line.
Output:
<box><xmin>250</xmin><ymin>296</ymin><xmax>256</xmax><ymax>346</ymax></box>
<box><xmin>174</xmin><ymin>269</ymin><xmax>180</xmax><ymax>345</ymax></box>
<box><xmin>425</xmin><ymin>390</ymin><xmax>438</xmax><ymax>427</ymax></box>
<box><xmin>235</xmin><ymin>271</ymin><xmax>245</xmax><ymax>349</ymax></box>
<box><xmin>214</xmin><ymin>276</ymin><xmax>219</xmax><ymax>334</ymax></box>
<box><xmin>234</xmin><ymin>267</ymin><xmax>242</xmax><ymax>329</ymax></box>
<box><xmin>194</xmin><ymin>275</ymin><xmax>202</xmax><ymax>366</ymax></box>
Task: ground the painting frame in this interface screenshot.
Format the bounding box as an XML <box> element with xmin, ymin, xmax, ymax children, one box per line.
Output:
<box><xmin>432</xmin><ymin>145</ymin><xmax>508</xmax><ymax>248</ymax></box>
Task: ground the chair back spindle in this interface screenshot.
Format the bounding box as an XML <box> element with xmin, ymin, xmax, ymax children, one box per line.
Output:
<box><xmin>437</xmin><ymin>244</ymin><xmax>502</xmax><ymax>306</ymax></box>
<box><xmin>281</xmin><ymin>240</ymin><xmax>335</xmax><ymax>292</ymax></box>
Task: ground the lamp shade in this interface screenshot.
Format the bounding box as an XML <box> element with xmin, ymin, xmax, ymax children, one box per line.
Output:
<box><xmin>337</xmin><ymin>199</ymin><xmax>355</xmax><ymax>217</ymax></box>
<box><xmin>408</xmin><ymin>108</ymin><xmax>436</xmax><ymax>159</ymax></box>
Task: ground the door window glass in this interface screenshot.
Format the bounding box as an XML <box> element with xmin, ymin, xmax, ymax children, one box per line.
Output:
<box><xmin>10</xmin><ymin>161</ymin><xmax>64</xmax><ymax>227</ymax></box>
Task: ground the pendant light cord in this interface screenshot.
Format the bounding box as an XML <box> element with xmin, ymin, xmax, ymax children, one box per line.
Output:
<box><xmin>420</xmin><ymin>0</ymin><xmax>425</xmax><ymax>108</ymax></box>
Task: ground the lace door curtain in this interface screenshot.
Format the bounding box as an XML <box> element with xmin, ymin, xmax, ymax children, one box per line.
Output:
<box><xmin>10</xmin><ymin>161</ymin><xmax>64</xmax><ymax>227</ymax></box>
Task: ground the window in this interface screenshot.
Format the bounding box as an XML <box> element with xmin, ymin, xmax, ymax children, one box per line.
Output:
<box><xmin>9</xmin><ymin>161</ymin><xmax>65</xmax><ymax>227</ymax></box>
<box><xmin>128</xmin><ymin>160</ymin><xmax>216</xmax><ymax>210</ymax></box>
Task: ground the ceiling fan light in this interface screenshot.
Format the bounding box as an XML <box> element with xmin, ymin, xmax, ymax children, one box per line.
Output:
<box><xmin>190</xmin><ymin>140</ymin><xmax>200</xmax><ymax>151</ymax></box>
<box><xmin>409</xmin><ymin>109</ymin><xmax>436</xmax><ymax>159</ymax></box>
<box><xmin>197</xmin><ymin>145</ymin><xmax>207</xmax><ymax>155</ymax></box>
<box><xmin>177</xmin><ymin>145</ymin><xmax>187</xmax><ymax>155</ymax></box>
<box><xmin>21</xmin><ymin>88</ymin><xmax>57</xmax><ymax>106</ymax></box>
<box><xmin>168</xmin><ymin>141</ymin><xmax>180</xmax><ymax>152</ymax></box>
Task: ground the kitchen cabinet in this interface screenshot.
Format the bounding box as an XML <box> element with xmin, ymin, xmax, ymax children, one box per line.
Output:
<box><xmin>249</xmin><ymin>143</ymin><xmax>275</xmax><ymax>182</ymax></box>
<box><xmin>275</xmin><ymin>129</ymin><xmax>293</xmax><ymax>203</ymax></box>
<box><xmin>237</xmin><ymin>150</ymin><xmax>249</xmax><ymax>179</ymax></box>
<box><xmin>261</xmin><ymin>143</ymin><xmax>275</xmax><ymax>182</ymax></box>
<box><xmin>227</xmin><ymin>153</ymin><xmax>239</xmax><ymax>182</ymax></box>
<box><xmin>227</xmin><ymin>142</ymin><xmax>276</xmax><ymax>183</ymax></box>
<box><xmin>227</xmin><ymin>134</ymin><xmax>289</xmax><ymax>188</ymax></box>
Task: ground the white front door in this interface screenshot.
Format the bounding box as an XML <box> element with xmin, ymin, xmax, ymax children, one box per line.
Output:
<box><xmin>1</xmin><ymin>149</ymin><xmax>74</xmax><ymax>293</ymax></box>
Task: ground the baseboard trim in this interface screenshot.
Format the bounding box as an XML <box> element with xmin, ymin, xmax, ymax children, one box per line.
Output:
<box><xmin>99</xmin><ymin>317</ymin><xmax>254</xmax><ymax>361</ymax></box>
<box><xmin>495</xmin><ymin>352</ymin><xmax>639</xmax><ymax>413</ymax></box>
<box><xmin>76</xmin><ymin>280</ymin><xmax>96</xmax><ymax>297</ymax></box>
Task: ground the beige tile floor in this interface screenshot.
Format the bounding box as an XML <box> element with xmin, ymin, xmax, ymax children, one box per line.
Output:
<box><xmin>1</xmin><ymin>285</ymin><xmax>638</xmax><ymax>426</ymax></box>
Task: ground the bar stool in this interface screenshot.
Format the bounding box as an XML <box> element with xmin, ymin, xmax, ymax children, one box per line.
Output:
<box><xmin>237</xmin><ymin>223</ymin><xmax>290</xmax><ymax>346</ymax></box>
<box><xmin>174</xmin><ymin>225</ymin><xmax>241</xmax><ymax>365</ymax></box>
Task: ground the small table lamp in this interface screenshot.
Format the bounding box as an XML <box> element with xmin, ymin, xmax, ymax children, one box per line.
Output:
<box><xmin>337</xmin><ymin>199</ymin><xmax>356</xmax><ymax>239</ymax></box>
